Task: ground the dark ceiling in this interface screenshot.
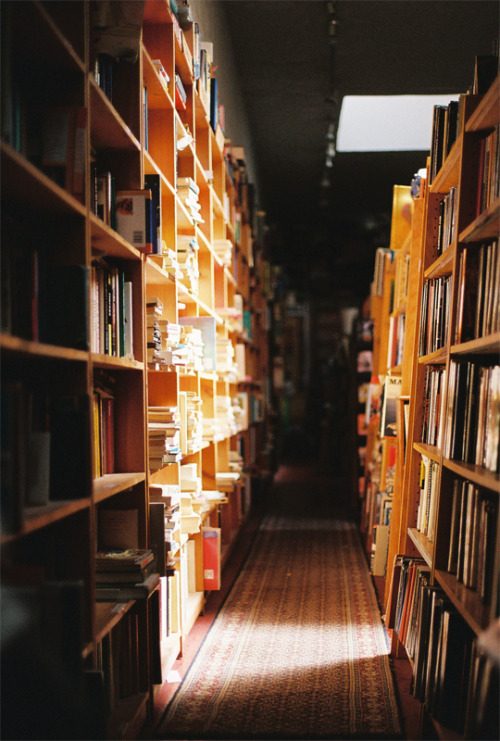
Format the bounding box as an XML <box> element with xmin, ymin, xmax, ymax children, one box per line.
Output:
<box><xmin>221</xmin><ymin>0</ymin><xmax>499</xmax><ymax>301</ymax></box>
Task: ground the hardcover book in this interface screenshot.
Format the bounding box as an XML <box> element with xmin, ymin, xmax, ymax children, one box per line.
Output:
<box><xmin>115</xmin><ymin>190</ymin><xmax>153</xmax><ymax>253</ymax></box>
<box><xmin>95</xmin><ymin>571</ymin><xmax>160</xmax><ymax>601</ymax></box>
<box><xmin>95</xmin><ymin>548</ymin><xmax>155</xmax><ymax>572</ymax></box>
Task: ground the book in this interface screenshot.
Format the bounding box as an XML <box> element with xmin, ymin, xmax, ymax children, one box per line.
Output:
<box><xmin>149</xmin><ymin>501</ymin><xmax>167</xmax><ymax>577</ymax></box>
<box><xmin>95</xmin><ymin>548</ymin><xmax>155</xmax><ymax>572</ymax></box>
<box><xmin>174</xmin><ymin>74</ymin><xmax>187</xmax><ymax>110</ymax></box>
<box><xmin>434</xmin><ymin>605</ymin><xmax>474</xmax><ymax>731</ymax></box>
<box><xmin>380</xmin><ymin>375</ymin><xmax>401</xmax><ymax>438</ymax></box>
<box><xmin>95</xmin><ymin>571</ymin><xmax>160</xmax><ymax>601</ymax></box>
<box><xmin>95</xmin><ymin>559</ymin><xmax>158</xmax><ymax>584</ymax></box>
<box><xmin>115</xmin><ymin>190</ymin><xmax>153</xmax><ymax>253</ymax></box>
<box><xmin>41</xmin><ymin>106</ymin><xmax>86</xmax><ymax>201</ymax></box>
<box><xmin>144</xmin><ymin>174</ymin><xmax>161</xmax><ymax>254</ymax></box>
<box><xmin>203</xmin><ymin>527</ymin><xmax>221</xmax><ymax>590</ymax></box>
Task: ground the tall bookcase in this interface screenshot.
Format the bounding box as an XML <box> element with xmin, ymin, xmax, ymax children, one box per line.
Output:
<box><xmin>359</xmin><ymin>186</ymin><xmax>413</xmax><ymax>573</ymax></box>
<box><xmin>382</xmin><ymin>71</ymin><xmax>499</xmax><ymax>739</ymax></box>
<box><xmin>1</xmin><ymin>2</ymin><xmax>273</xmax><ymax>738</ymax></box>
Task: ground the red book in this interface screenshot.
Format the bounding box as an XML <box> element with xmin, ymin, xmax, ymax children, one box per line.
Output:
<box><xmin>203</xmin><ymin>527</ymin><xmax>221</xmax><ymax>590</ymax></box>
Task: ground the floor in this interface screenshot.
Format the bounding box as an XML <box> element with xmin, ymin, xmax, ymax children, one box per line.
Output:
<box><xmin>144</xmin><ymin>454</ymin><xmax>424</xmax><ymax>740</ymax></box>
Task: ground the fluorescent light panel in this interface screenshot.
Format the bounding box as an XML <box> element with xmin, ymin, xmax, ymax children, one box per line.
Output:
<box><xmin>337</xmin><ymin>95</ymin><xmax>460</xmax><ymax>152</ymax></box>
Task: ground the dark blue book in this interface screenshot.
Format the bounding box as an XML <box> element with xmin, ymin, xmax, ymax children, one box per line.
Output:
<box><xmin>210</xmin><ymin>76</ymin><xmax>218</xmax><ymax>132</ymax></box>
<box><xmin>145</xmin><ymin>174</ymin><xmax>161</xmax><ymax>254</ymax></box>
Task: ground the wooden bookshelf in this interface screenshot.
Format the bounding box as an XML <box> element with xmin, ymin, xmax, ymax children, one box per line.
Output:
<box><xmin>0</xmin><ymin>1</ymin><xmax>274</xmax><ymax>738</ymax></box>
<box><xmin>382</xmin><ymin>72</ymin><xmax>500</xmax><ymax>739</ymax></box>
<box><xmin>360</xmin><ymin>185</ymin><xmax>413</xmax><ymax>569</ymax></box>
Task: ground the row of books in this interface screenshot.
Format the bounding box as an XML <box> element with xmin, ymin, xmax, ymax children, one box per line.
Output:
<box><xmin>429</xmin><ymin>99</ymin><xmax>461</xmax><ymax>184</ymax></box>
<box><xmin>2</xmin><ymin>579</ymin><xmax>95</xmax><ymax>740</ymax></box>
<box><xmin>371</xmin><ymin>247</ymin><xmax>394</xmax><ymax>297</ymax></box>
<box><xmin>93</xmin><ymin>372</ymin><xmax>115</xmax><ymax>478</ymax></box>
<box><xmin>148</xmin><ymin>406</ymin><xmax>182</xmax><ymax>471</ymax></box>
<box><xmin>391</xmin><ymin>550</ymin><xmax>499</xmax><ymax>740</ymax></box>
<box><xmin>181</xmin><ymin>390</ymin><xmax>204</xmax><ymax>455</ymax></box>
<box><xmin>224</xmin><ymin>144</ymin><xmax>253</xmax><ymax>223</ymax></box>
<box><xmin>388</xmin><ymin>557</ymin><xmax>474</xmax><ymax>733</ymax></box>
<box><xmin>1</xmin><ymin>383</ymin><xmax>91</xmax><ymax>532</ymax></box>
<box><xmin>476</xmin><ymin>123</ymin><xmax>499</xmax><ymax>218</ymax></box>
<box><xmin>386</xmin><ymin>313</ymin><xmax>405</xmax><ymax>369</ymax></box>
<box><xmin>1</xmin><ymin>59</ymin><xmax>87</xmax><ymax>204</ymax></box>
<box><xmin>1</xmin><ymin>240</ymin><xmax>89</xmax><ymax>351</ymax></box>
<box><xmin>91</xmin><ymin>169</ymin><xmax>156</xmax><ymax>254</ymax></box>
<box><xmin>443</xmin><ymin>360</ymin><xmax>500</xmax><ymax>472</ymax></box>
<box><xmin>455</xmin><ymin>240</ymin><xmax>499</xmax><ymax>343</ymax></box>
<box><xmin>416</xmin><ymin>456</ymin><xmax>439</xmax><ymax>541</ymax></box>
<box><xmin>90</xmin><ymin>259</ymin><xmax>133</xmax><ymax>359</ymax></box>
<box><xmin>418</xmin><ymin>276</ymin><xmax>452</xmax><ymax>356</ymax></box>
<box><xmin>93</xmin><ymin>54</ymin><xmax>115</xmax><ymax>101</ymax></box>
<box><xmin>435</xmin><ymin>185</ymin><xmax>458</xmax><ymax>258</ymax></box>
<box><xmin>421</xmin><ymin>366</ymin><xmax>446</xmax><ymax>448</ymax></box>
<box><xmin>447</xmin><ymin>478</ymin><xmax>498</xmax><ymax>602</ymax></box>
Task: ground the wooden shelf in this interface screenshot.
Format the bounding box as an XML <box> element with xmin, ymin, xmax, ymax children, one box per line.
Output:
<box><xmin>434</xmin><ymin>569</ymin><xmax>493</xmax><ymax>635</ymax></box>
<box><xmin>1</xmin><ymin>142</ymin><xmax>87</xmax><ymax>217</ymax></box>
<box><xmin>1</xmin><ymin>3</ymin><xmax>273</xmax><ymax>738</ymax></box>
<box><xmin>417</xmin><ymin>347</ymin><xmax>448</xmax><ymax>365</ymax></box>
<box><xmin>94</xmin><ymin>473</ymin><xmax>147</xmax><ymax>503</ymax></box>
<box><xmin>413</xmin><ymin>442</ymin><xmax>441</xmax><ymax>463</ymax></box>
<box><xmin>94</xmin><ymin>600</ymin><xmax>135</xmax><ymax>644</ymax></box>
<box><xmin>1</xmin><ymin>498</ymin><xmax>91</xmax><ymax>544</ymax></box>
<box><xmin>430</xmin><ymin>135</ymin><xmax>462</xmax><ymax>194</ymax></box>
<box><xmin>407</xmin><ymin>528</ymin><xmax>433</xmax><ymax>567</ymax></box>
<box><xmin>0</xmin><ymin>333</ymin><xmax>89</xmax><ymax>362</ymax></box>
<box><xmin>424</xmin><ymin>243</ymin><xmax>456</xmax><ymax>280</ymax></box>
<box><xmin>459</xmin><ymin>196</ymin><xmax>500</xmax><ymax>243</ymax></box>
<box><xmin>91</xmin><ymin>354</ymin><xmax>145</xmax><ymax>372</ymax></box>
<box><xmin>442</xmin><ymin>459</ymin><xmax>500</xmax><ymax>492</ymax></box>
<box><xmin>450</xmin><ymin>331</ymin><xmax>500</xmax><ymax>355</ymax></box>
<box><xmin>142</xmin><ymin>47</ymin><xmax>174</xmax><ymax>111</ymax></box>
<box><xmin>89</xmin><ymin>79</ymin><xmax>141</xmax><ymax>152</ymax></box>
<box><xmin>90</xmin><ymin>214</ymin><xmax>143</xmax><ymax>261</ymax></box>
<box><xmin>375</xmin><ymin>64</ymin><xmax>500</xmax><ymax>741</ymax></box>
<box><xmin>466</xmin><ymin>76</ymin><xmax>500</xmax><ymax>131</ymax></box>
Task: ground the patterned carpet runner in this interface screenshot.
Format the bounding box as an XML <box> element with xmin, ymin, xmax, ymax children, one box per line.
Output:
<box><xmin>158</xmin><ymin>513</ymin><xmax>403</xmax><ymax>739</ymax></box>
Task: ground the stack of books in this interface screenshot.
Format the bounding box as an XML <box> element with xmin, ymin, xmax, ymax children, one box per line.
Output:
<box><xmin>148</xmin><ymin>405</ymin><xmax>182</xmax><ymax>471</ymax></box>
<box><xmin>181</xmin><ymin>390</ymin><xmax>203</xmax><ymax>453</ymax></box>
<box><xmin>177</xmin><ymin>235</ymin><xmax>199</xmax><ymax>292</ymax></box>
<box><xmin>146</xmin><ymin>296</ymin><xmax>164</xmax><ymax>366</ymax></box>
<box><xmin>157</xmin><ymin>320</ymin><xmax>186</xmax><ymax>369</ymax></box>
<box><xmin>177</xmin><ymin>177</ymin><xmax>203</xmax><ymax>225</ymax></box>
<box><xmin>216</xmin><ymin>337</ymin><xmax>236</xmax><ymax>375</ymax></box>
<box><xmin>212</xmin><ymin>238</ymin><xmax>232</xmax><ymax>267</ymax></box>
<box><xmin>95</xmin><ymin>548</ymin><xmax>159</xmax><ymax>601</ymax></box>
<box><xmin>179</xmin><ymin>324</ymin><xmax>204</xmax><ymax>372</ymax></box>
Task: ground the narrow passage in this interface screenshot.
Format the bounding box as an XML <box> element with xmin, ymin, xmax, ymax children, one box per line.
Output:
<box><xmin>153</xmin><ymin>458</ymin><xmax>404</xmax><ymax>740</ymax></box>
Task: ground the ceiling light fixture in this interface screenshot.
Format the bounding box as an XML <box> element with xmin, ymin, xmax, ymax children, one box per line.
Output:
<box><xmin>326</xmin><ymin>142</ymin><xmax>336</xmax><ymax>157</ymax></box>
<box><xmin>326</xmin><ymin>122</ymin><xmax>336</xmax><ymax>141</ymax></box>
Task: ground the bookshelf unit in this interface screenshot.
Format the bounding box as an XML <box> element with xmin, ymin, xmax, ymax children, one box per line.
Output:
<box><xmin>382</xmin><ymin>71</ymin><xmax>499</xmax><ymax>739</ymax></box>
<box><xmin>1</xmin><ymin>2</ymin><xmax>273</xmax><ymax>738</ymax></box>
<box><xmin>359</xmin><ymin>186</ymin><xmax>413</xmax><ymax>574</ymax></box>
